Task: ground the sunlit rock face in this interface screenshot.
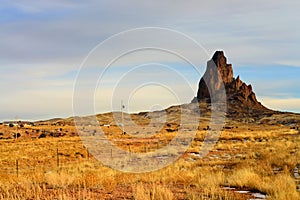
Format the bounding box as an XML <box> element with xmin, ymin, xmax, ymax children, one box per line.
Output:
<box><xmin>192</xmin><ymin>51</ymin><xmax>267</xmax><ymax>110</ymax></box>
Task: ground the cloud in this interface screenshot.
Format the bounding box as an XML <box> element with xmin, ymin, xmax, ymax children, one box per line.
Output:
<box><xmin>276</xmin><ymin>60</ymin><xmax>300</xmax><ymax>68</ymax></box>
<box><xmin>260</xmin><ymin>97</ymin><xmax>300</xmax><ymax>113</ymax></box>
<box><xmin>1</xmin><ymin>0</ymin><xmax>300</xmax><ymax>68</ymax></box>
<box><xmin>0</xmin><ymin>88</ymin><xmax>73</xmax><ymax>121</ymax></box>
<box><xmin>0</xmin><ymin>0</ymin><xmax>83</xmax><ymax>13</ymax></box>
<box><xmin>1</xmin><ymin>0</ymin><xmax>300</xmax><ymax>120</ymax></box>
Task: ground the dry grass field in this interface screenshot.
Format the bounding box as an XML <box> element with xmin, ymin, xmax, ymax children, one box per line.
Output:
<box><xmin>0</xmin><ymin>106</ymin><xmax>300</xmax><ymax>199</ymax></box>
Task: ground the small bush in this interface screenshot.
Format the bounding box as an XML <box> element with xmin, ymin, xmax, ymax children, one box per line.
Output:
<box><xmin>13</xmin><ymin>133</ymin><xmax>21</xmax><ymax>138</ymax></box>
<box><xmin>166</xmin><ymin>128</ymin><xmax>175</xmax><ymax>132</ymax></box>
<box><xmin>38</xmin><ymin>133</ymin><xmax>47</xmax><ymax>138</ymax></box>
<box><xmin>50</xmin><ymin>132</ymin><xmax>60</xmax><ymax>137</ymax></box>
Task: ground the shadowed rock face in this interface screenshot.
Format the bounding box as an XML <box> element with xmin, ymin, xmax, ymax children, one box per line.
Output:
<box><xmin>192</xmin><ymin>51</ymin><xmax>267</xmax><ymax>110</ymax></box>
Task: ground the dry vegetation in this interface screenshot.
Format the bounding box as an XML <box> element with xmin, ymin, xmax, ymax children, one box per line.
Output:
<box><xmin>0</xmin><ymin>108</ymin><xmax>300</xmax><ymax>200</ymax></box>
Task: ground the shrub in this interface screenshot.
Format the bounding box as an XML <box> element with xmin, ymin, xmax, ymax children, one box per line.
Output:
<box><xmin>50</xmin><ymin>132</ymin><xmax>60</xmax><ymax>137</ymax></box>
<box><xmin>166</xmin><ymin>128</ymin><xmax>175</xmax><ymax>132</ymax></box>
<box><xmin>13</xmin><ymin>133</ymin><xmax>21</xmax><ymax>138</ymax></box>
<box><xmin>38</xmin><ymin>133</ymin><xmax>47</xmax><ymax>138</ymax></box>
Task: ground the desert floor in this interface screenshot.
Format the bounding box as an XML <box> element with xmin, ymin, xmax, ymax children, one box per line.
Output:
<box><xmin>0</xmin><ymin>115</ymin><xmax>299</xmax><ymax>199</ymax></box>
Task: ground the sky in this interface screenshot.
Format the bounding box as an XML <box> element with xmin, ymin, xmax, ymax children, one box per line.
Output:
<box><xmin>0</xmin><ymin>0</ymin><xmax>300</xmax><ymax>121</ymax></box>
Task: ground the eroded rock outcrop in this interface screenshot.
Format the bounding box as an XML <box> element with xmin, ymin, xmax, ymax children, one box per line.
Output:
<box><xmin>192</xmin><ymin>51</ymin><xmax>267</xmax><ymax>110</ymax></box>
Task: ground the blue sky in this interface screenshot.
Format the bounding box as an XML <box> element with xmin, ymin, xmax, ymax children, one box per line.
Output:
<box><xmin>1</xmin><ymin>0</ymin><xmax>300</xmax><ymax>121</ymax></box>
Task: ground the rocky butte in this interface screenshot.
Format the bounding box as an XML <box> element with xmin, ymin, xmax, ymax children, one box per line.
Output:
<box><xmin>192</xmin><ymin>51</ymin><xmax>274</xmax><ymax>119</ymax></box>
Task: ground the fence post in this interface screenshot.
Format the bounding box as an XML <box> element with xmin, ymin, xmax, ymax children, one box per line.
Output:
<box><xmin>57</xmin><ymin>147</ymin><xmax>59</xmax><ymax>168</ymax></box>
<box><xmin>16</xmin><ymin>159</ymin><xmax>19</xmax><ymax>177</ymax></box>
<box><xmin>129</xmin><ymin>145</ymin><xmax>131</xmax><ymax>155</ymax></box>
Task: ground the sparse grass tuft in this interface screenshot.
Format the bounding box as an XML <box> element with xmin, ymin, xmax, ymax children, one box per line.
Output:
<box><xmin>133</xmin><ymin>183</ymin><xmax>174</xmax><ymax>200</ymax></box>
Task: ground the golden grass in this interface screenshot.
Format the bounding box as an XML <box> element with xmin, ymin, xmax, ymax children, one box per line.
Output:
<box><xmin>133</xmin><ymin>183</ymin><xmax>174</xmax><ymax>200</ymax></box>
<box><xmin>227</xmin><ymin>167</ymin><xmax>300</xmax><ymax>200</ymax></box>
<box><xmin>0</xmin><ymin>121</ymin><xmax>299</xmax><ymax>199</ymax></box>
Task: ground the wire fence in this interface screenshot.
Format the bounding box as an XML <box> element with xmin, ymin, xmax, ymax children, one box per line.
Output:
<box><xmin>1</xmin><ymin>137</ymin><xmax>299</xmax><ymax>192</ymax></box>
<box><xmin>0</xmin><ymin>138</ymin><xmax>178</xmax><ymax>177</ymax></box>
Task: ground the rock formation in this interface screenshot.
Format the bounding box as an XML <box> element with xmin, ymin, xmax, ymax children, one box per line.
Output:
<box><xmin>192</xmin><ymin>51</ymin><xmax>268</xmax><ymax>112</ymax></box>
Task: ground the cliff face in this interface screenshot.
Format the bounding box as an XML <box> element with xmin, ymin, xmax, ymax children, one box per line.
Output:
<box><xmin>192</xmin><ymin>51</ymin><xmax>267</xmax><ymax>110</ymax></box>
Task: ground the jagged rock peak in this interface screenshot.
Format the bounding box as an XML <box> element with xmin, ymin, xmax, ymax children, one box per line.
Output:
<box><xmin>193</xmin><ymin>50</ymin><xmax>267</xmax><ymax>110</ymax></box>
<box><xmin>211</xmin><ymin>51</ymin><xmax>234</xmax><ymax>84</ymax></box>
